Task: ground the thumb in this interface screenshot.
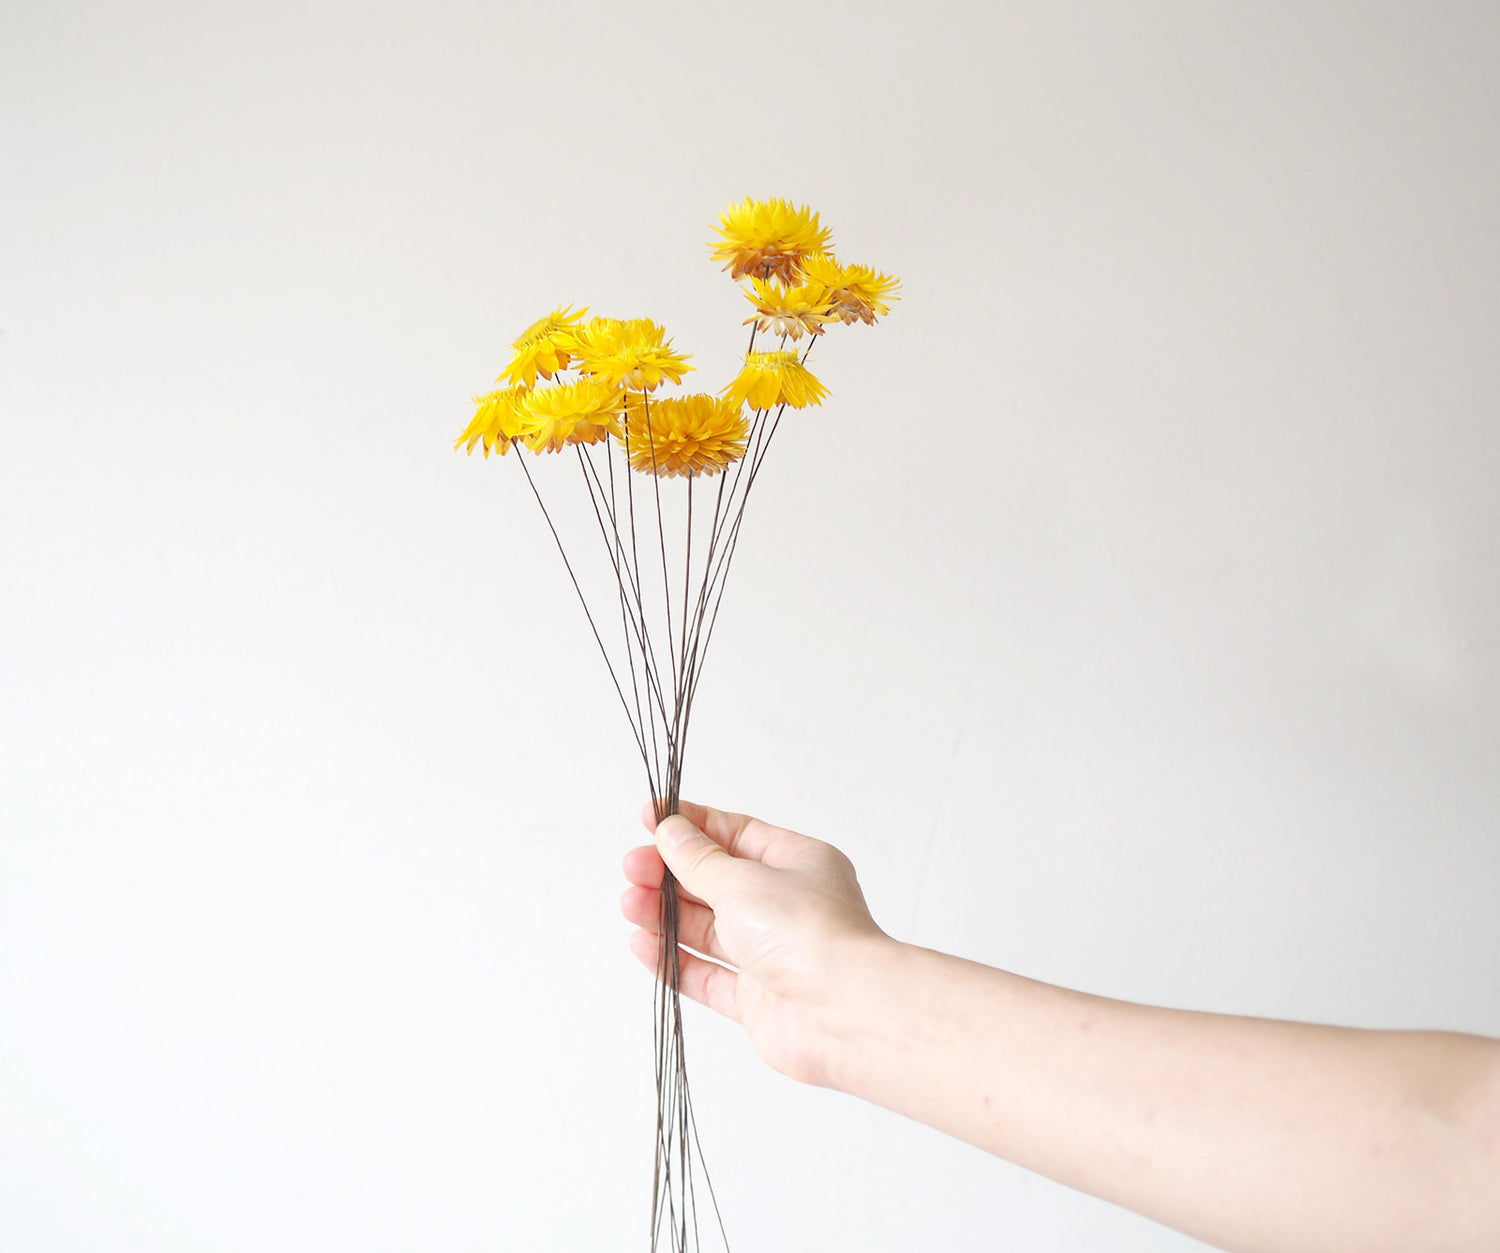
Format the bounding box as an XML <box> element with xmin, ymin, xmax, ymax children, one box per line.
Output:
<box><xmin>656</xmin><ymin>814</ymin><xmax>734</xmax><ymax>905</ymax></box>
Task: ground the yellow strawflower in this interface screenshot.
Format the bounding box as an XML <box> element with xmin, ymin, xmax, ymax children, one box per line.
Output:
<box><xmin>723</xmin><ymin>351</ymin><xmax>828</xmax><ymax>411</ymax></box>
<box><xmin>455</xmin><ymin>386</ymin><xmax>530</xmax><ymax>457</ymax></box>
<box><xmin>573</xmin><ymin>317</ymin><xmax>693</xmax><ymax>392</ymax></box>
<box><xmin>501</xmin><ymin>305</ymin><xmax>589</xmax><ymax>387</ymax></box>
<box><xmin>709</xmin><ymin>198</ymin><xmax>833</xmax><ymax>284</ymax></box>
<box><xmin>622</xmin><ymin>393</ymin><xmax>750</xmax><ymax>478</ymax></box>
<box><xmin>741</xmin><ymin>277</ymin><xmax>834</xmax><ymax>341</ymax></box>
<box><xmin>520</xmin><ymin>379</ymin><xmax>626</xmax><ymax>453</ymax></box>
<box><xmin>798</xmin><ymin>255</ymin><xmax>900</xmax><ymax>325</ymax></box>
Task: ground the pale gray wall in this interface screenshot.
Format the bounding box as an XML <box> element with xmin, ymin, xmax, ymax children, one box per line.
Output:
<box><xmin>3</xmin><ymin>3</ymin><xmax>1497</xmax><ymax>1250</ymax></box>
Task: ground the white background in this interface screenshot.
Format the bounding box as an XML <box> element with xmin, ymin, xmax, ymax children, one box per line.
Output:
<box><xmin>3</xmin><ymin>2</ymin><xmax>1498</xmax><ymax>1250</ymax></box>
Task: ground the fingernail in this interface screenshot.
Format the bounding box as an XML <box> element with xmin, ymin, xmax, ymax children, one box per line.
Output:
<box><xmin>658</xmin><ymin>815</ymin><xmax>698</xmax><ymax>847</ymax></box>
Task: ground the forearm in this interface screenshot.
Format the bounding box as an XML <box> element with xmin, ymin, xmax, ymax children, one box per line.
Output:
<box><xmin>823</xmin><ymin>938</ymin><xmax>1500</xmax><ymax>1253</ymax></box>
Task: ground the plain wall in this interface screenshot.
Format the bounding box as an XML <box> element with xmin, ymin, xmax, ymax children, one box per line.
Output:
<box><xmin>3</xmin><ymin>2</ymin><xmax>1497</xmax><ymax>1250</ymax></box>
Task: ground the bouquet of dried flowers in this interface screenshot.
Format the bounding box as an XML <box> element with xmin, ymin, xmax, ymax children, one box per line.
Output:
<box><xmin>457</xmin><ymin>198</ymin><xmax>898</xmax><ymax>1251</ymax></box>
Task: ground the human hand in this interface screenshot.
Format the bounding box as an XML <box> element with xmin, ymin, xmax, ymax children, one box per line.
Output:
<box><xmin>621</xmin><ymin>801</ymin><xmax>892</xmax><ymax>1088</ymax></box>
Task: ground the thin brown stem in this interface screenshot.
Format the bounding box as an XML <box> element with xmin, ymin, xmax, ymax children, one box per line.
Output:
<box><xmin>512</xmin><ymin>453</ymin><xmax>652</xmax><ymax>774</ymax></box>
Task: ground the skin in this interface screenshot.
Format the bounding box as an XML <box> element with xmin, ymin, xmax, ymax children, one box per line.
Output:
<box><xmin>621</xmin><ymin>801</ymin><xmax>1500</xmax><ymax>1253</ymax></box>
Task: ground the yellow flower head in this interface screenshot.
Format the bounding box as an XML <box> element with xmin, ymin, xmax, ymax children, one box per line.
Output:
<box><xmin>456</xmin><ymin>386</ymin><xmax>531</xmax><ymax>457</ymax></box>
<box><xmin>741</xmin><ymin>277</ymin><xmax>834</xmax><ymax>341</ymax></box>
<box><xmin>622</xmin><ymin>393</ymin><xmax>750</xmax><ymax>478</ymax></box>
<box><xmin>501</xmin><ymin>305</ymin><xmax>589</xmax><ymax>387</ymax></box>
<box><xmin>799</xmin><ymin>255</ymin><xmax>900</xmax><ymax>325</ymax></box>
<box><xmin>723</xmin><ymin>351</ymin><xmax>829</xmax><ymax>411</ymax></box>
<box><xmin>709</xmin><ymin>198</ymin><xmax>833</xmax><ymax>284</ymax></box>
<box><xmin>519</xmin><ymin>379</ymin><xmax>625</xmax><ymax>453</ymax></box>
<box><xmin>572</xmin><ymin>317</ymin><xmax>693</xmax><ymax>392</ymax></box>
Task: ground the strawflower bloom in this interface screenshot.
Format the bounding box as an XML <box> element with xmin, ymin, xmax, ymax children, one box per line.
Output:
<box><xmin>723</xmin><ymin>351</ymin><xmax>828</xmax><ymax>411</ymax></box>
<box><xmin>456</xmin><ymin>386</ymin><xmax>530</xmax><ymax>457</ymax></box>
<box><xmin>799</xmin><ymin>255</ymin><xmax>900</xmax><ymax>325</ymax></box>
<box><xmin>709</xmin><ymin>197</ymin><xmax>833</xmax><ymax>284</ymax></box>
<box><xmin>500</xmin><ymin>305</ymin><xmax>589</xmax><ymax>387</ymax></box>
<box><xmin>520</xmin><ymin>379</ymin><xmax>625</xmax><ymax>453</ymax></box>
<box><xmin>622</xmin><ymin>394</ymin><xmax>750</xmax><ymax>478</ymax></box>
<box><xmin>741</xmin><ymin>277</ymin><xmax>833</xmax><ymax>341</ymax></box>
<box><xmin>573</xmin><ymin>317</ymin><xmax>693</xmax><ymax>392</ymax></box>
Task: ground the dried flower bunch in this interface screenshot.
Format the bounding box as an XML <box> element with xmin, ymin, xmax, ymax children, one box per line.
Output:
<box><xmin>457</xmin><ymin>198</ymin><xmax>897</xmax><ymax>1252</ymax></box>
<box><xmin>458</xmin><ymin>198</ymin><xmax>897</xmax><ymax>470</ymax></box>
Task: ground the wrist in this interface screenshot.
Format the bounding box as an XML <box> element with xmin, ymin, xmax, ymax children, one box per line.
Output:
<box><xmin>807</xmin><ymin>932</ymin><xmax>919</xmax><ymax>1093</ymax></box>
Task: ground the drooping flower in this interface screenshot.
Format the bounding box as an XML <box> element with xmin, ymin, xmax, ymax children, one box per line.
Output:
<box><xmin>455</xmin><ymin>386</ymin><xmax>531</xmax><ymax>457</ymax></box>
<box><xmin>741</xmin><ymin>277</ymin><xmax>834</xmax><ymax>341</ymax></box>
<box><xmin>572</xmin><ymin>318</ymin><xmax>693</xmax><ymax>392</ymax></box>
<box><xmin>622</xmin><ymin>393</ymin><xmax>750</xmax><ymax>478</ymax></box>
<box><xmin>722</xmin><ymin>351</ymin><xmax>829</xmax><ymax>411</ymax></box>
<box><xmin>501</xmin><ymin>305</ymin><xmax>589</xmax><ymax>387</ymax></box>
<box><xmin>798</xmin><ymin>255</ymin><xmax>900</xmax><ymax>325</ymax></box>
<box><xmin>709</xmin><ymin>198</ymin><xmax>833</xmax><ymax>284</ymax></box>
<box><xmin>520</xmin><ymin>379</ymin><xmax>626</xmax><ymax>453</ymax></box>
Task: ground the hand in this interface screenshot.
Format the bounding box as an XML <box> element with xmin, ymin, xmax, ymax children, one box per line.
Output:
<box><xmin>621</xmin><ymin>800</ymin><xmax>892</xmax><ymax>1087</ymax></box>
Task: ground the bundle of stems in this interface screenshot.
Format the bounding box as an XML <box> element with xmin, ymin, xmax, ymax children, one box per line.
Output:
<box><xmin>457</xmin><ymin>198</ymin><xmax>898</xmax><ymax>1251</ymax></box>
<box><xmin>518</xmin><ymin>363</ymin><xmax>786</xmax><ymax>1252</ymax></box>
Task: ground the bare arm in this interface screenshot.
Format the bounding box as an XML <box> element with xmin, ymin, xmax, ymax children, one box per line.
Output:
<box><xmin>621</xmin><ymin>802</ymin><xmax>1500</xmax><ymax>1253</ymax></box>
